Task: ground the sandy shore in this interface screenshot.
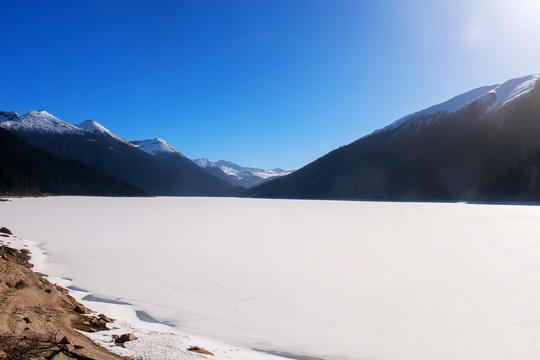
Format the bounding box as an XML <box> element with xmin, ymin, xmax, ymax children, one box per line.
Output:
<box><xmin>0</xmin><ymin>230</ymin><xmax>127</xmax><ymax>360</ymax></box>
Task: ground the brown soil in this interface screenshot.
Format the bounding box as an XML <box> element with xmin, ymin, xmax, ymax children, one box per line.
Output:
<box><xmin>0</xmin><ymin>243</ymin><xmax>128</xmax><ymax>360</ymax></box>
<box><xmin>187</xmin><ymin>346</ymin><xmax>214</xmax><ymax>356</ymax></box>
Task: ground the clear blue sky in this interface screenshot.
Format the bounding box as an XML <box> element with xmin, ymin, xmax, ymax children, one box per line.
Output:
<box><xmin>2</xmin><ymin>0</ymin><xmax>540</xmax><ymax>169</ymax></box>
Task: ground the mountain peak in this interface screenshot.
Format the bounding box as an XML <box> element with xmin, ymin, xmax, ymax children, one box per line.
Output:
<box><xmin>131</xmin><ymin>138</ymin><xmax>186</xmax><ymax>158</ymax></box>
<box><xmin>29</xmin><ymin>109</ymin><xmax>54</xmax><ymax>117</ymax></box>
<box><xmin>192</xmin><ymin>158</ymin><xmax>217</xmax><ymax>168</ymax></box>
<box><xmin>0</xmin><ymin>109</ymin><xmax>85</xmax><ymax>135</ymax></box>
<box><xmin>74</xmin><ymin>119</ymin><xmax>132</xmax><ymax>145</ymax></box>
<box><xmin>78</xmin><ymin>119</ymin><xmax>99</xmax><ymax>126</ymax></box>
<box><xmin>27</xmin><ymin>109</ymin><xmax>55</xmax><ymax>117</ymax></box>
<box><xmin>75</xmin><ymin>119</ymin><xmax>104</xmax><ymax>131</ymax></box>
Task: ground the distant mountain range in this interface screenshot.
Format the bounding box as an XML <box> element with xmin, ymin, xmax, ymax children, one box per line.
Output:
<box><xmin>3</xmin><ymin>73</ymin><xmax>540</xmax><ymax>202</ymax></box>
<box><xmin>0</xmin><ymin>110</ymin><xmax>292</xmax><ymax>197</ymax></box>
<box><xmin>0</xmin><ymin>111</ymin><xmax>234</xmax><ymax>196</ymax></box>
<box><xmin>192</xmin><ymin>158</ymin><xmax>292</xmax><ymax>188</ymax></box>
<box><xmin>248</xmin><ymin>74</ymin><xmax>540</xmax><ymax>202</ymax></box>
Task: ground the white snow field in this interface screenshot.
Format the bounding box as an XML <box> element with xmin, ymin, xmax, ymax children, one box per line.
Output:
<box><xmin>2</xmin><ymin>197</ymin><xmax>540</xmax><ymax>360</ymax></box>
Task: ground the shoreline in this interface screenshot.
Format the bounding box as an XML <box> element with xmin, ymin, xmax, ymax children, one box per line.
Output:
<box><xmin>0</xmin><ymin>228</ymin><xmax>315</xmax><ymax>360</ymax></box>
<box><xmin>0</xmin><ymin>230</ymin><xmax>125</xmax><ymax>360</ymax></box>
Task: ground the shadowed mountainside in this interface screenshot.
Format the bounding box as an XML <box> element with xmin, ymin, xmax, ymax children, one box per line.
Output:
<box><xmin>248</xmin><ymin>74</ymin><xmax>540</xmax><ymax>202</ymax></box>
<box><xmin>0</xmin><ymin>127</ymin><xmax>146</xmax><ymax>197</ymax></box>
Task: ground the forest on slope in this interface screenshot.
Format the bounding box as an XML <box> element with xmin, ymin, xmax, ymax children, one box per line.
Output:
<box><xmin>0</xmin><ymin>127</ymin><xmax>147</xmax><ymax>197</ymax></box>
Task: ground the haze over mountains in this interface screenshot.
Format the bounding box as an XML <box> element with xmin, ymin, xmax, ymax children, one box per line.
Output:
<box><xmin>2</xmin><ymin>73</ymin><xmax>540</xmax><ymax>201</ymax></box>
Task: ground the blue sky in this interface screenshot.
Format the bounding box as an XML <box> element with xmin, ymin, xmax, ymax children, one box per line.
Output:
<box><xmin>2</xmin><ymin>0</ymin><xmax>540</xmax><ymax>169</ymax></box>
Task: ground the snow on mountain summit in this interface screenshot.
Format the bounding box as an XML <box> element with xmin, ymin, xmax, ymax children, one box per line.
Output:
<box><xmin>485</xmin><ymin>74</ymin><xmax>540</xmax><ymax>112</ymax></box>
<box><xmin>0</xmin><ymin>110</ymin><xmax>86</xmax><ymax>135</ymax></box>
<box><xmin>0</xmin><ymin>109</ymin><xmax>190</xmax><ymax>160</ymax></box>
<box><xmin>131</xmin><ymin>138</ymin><xmax>186</xmax><ymax>158</ymax></box>
<box><xmin>214</xmin><ymin>160</ymin><xmax>292</xmax><ymax>180</ymax></box>
<box><xmin>74</xmin><ymin>119</ymin><xmax>132</xmax><ymax>145</ymax></box>
<box><xmin>192</xmin><ymin>158</ymin><xmax>293</xmax><ymax>187</ymax></box>
<box><xmin>192</xmin><ymin>158</ymin><xmax>217</xmax><ymax>168</ymax></box>
<box><xmin>378</xmin><ymin>73</ymin><xmax>540</xmax><ymax>134</ymax></box>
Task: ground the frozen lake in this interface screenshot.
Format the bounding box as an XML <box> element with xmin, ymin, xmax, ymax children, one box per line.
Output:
<box><xmin>2</xmin><ymin>197</ymin><xmax>540</xmax><ymax>360</ymax></box>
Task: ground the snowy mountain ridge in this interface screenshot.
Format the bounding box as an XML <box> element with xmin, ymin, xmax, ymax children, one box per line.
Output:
<box><xmin>215</xmin><ymin>160</ymin><xmax>291</xmax><ymax>180</ymax></box>
<box><xmin>0</xmin><ymin>110</ymin><xmax>233</xmax><ymax>195</ymax></box>
<box><xmin>378</xmin><ymin>74</ymin><xmax>540</xmax><ymax>134</ymax></box>
<box><xmin>131</xmin><ymin>138</ymin><xmax>186</xmax><ymax>158</ymax></box>
<box><xmin>485</xmin><ymin>74</ymin><xmax>540</xmax><ymax>112</ymax></box>
<box><xmin>249</xmin><ymin>72</ymin><xmax>540</xmax><ymax>200</ymax></box>
<box><xmin>192</xmin><ymin>158</ymin><xmax>292</xmax><ymax>187</ymax></box>
<box><xmin>0</xmin><ymin>110</ymin><xmax>187</xmax><ymax>159</ymax></box>
<box><xmin>192</xmin><ymin>158</ymin><xmax>216</xmax><ymax>168</ymax></box>
<box><xmin>0</xmin><ymin>110</ymin><xmax>87</xmax><ymax>135</ymax></box>
<box><xmin>75</xmin><ymin>119</ymin><xmax>133</xmax><ymax>146</ymax></box>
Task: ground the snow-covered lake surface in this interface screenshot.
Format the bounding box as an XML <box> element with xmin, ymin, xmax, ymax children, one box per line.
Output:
<box><xmin>2</xmin><ymin>197</ymin><xmax>540</xmax><ymax>360</ymax></box>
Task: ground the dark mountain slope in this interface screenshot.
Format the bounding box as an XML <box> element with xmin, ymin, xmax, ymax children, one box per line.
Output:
<box><xmin>0</xmin><ymin>127</ymin><xmax>146</xmax><ymax>196</ymax></box>
<box><xmin>0</xmin><ymin>112</ymin><xmax>233</xmax><ymax>196</ymax></box>
<box><xmin>248</xmin><ymin>97</ymin><xmax>492</xmax><ymax>200</ymax></box>
<box><xmin>248</xmin><ymin>74</ymin><xmax>540</xmax><ymax>201</ymax></box>
<box><xmin>151</xmin><ymin>153</ymin><xmax>235</xmax><ymax>196</ymax></box>
<box><xmin>473</xmin><ymin>147</ymin><xmax>540</xmax><ymax>203</ymax></box>
<box><xmin>372</xmin><ymin>83</ymin><xmax>540</xmax><ymax>201</ymax></box>
<box><xmin>129</xmin><ymin>138</ymin><xmax>236</xmax><ymax>196</ymax></box>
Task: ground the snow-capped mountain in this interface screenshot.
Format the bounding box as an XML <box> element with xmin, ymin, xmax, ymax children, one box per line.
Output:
<box><xmin>131</xmin><ymin>138</ymin><xmax>186</xmax><ymax>158</ymax></box>
<box><xmin>249</xmin><ymin>73</ymin><xmax>540</xmax><ymax>201</ymax></box>
<box><xmin>192</xmin><ymin>158</ymin><xmax>292</xmax><ymax>188</ymax></box>
<box><xmin>378</xmin><ymin>74</ymin><xmax>540</xmax><ymax>134</ymax></box>
<box><xmin>74</xmin><ymin>119</ymin><xmax>133</xmax><ymax>146</ymax></box>
<box><xmin>5</xmin><ymin>72</ymin><xmax>540</xmax><ymax>201</ymax></box>
<box><xmin>193</xmin><ymin>158</ymin><xmax>216</xmax><ymax>168</ymax></box>
<box><xmin>0</xmin><ymin>111</ymin><xmax>187</xmax><ymax>159</ymax></box>
<box><xmin>216</xmin><ymin>160</ymin><xmax>291</xmax><ymax>180</ymax></box>
<box><xmin>212</xmin><ymin>160</ymin><xmax>291</xmax><ymax>180</ymax></box>
<box><xmin>74</xmin><ymin>120</ymin><xmax>187</xmax><ymax>159</ymax></box>
<box><xmin>0</xmin><ymin>111</ymin><xmax>234</xmax><ymax>196</ymax></box>
<box><xmin>0</xmin><ymin>110</ymin><xmax>86</xmax><ymax>135</ymax></box>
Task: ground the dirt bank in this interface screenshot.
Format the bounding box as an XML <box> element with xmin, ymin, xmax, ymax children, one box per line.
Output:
<box><xmin>0</xmin><ymin>235</ymin><xmax>127</xmax><ymax>360</ymax></box>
